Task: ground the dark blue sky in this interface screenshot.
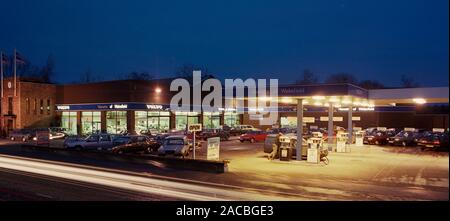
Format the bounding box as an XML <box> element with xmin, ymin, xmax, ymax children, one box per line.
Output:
<box><xmin>0</xmin><ymin>0</ymin><xmax>448</xmax><ymax>86</ymax></box>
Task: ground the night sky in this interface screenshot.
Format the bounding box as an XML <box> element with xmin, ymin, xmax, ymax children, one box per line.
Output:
<box><xmin>0</xmin><ymin>0</ymin><xmax>448</xmax><ymax>86</ymax></box>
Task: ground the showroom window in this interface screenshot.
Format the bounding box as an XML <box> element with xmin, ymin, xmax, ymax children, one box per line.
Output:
<box><xmin>280</xmin><ymin>116</ymin><xmax>297</xmax><ymax>128</ymax></box>
<box><xmin>106</xmin><ymin>111</ymin><xmax>127</xmax><ymax>134</ymax></box>
<box><xmin>224</xmin><ymin>112</ymin><xmax>240</xmax><ymax>127</ymax></box>
<box><xmin>203</xmin><ymin>112</ymin><xmax>221</xmax><ymax>129</ymax></box>
<box><xmin>61</xmin><ymin>112</ymin><xmax>77</xmax><ymax>135</ymax></box>
<box><xmin>175</xmin><ymin>112</ymin><xmax>199</xmax><ymax>130</ymax></box>
<box><xmin>135</xmin><ymin>111</ymin><xmax>170</xmax><ymax>133</ymax></box>
<box><xmin>81</xmin><ymin>112</ymin><xmax>101</xmax><ymax>135</ymax></box>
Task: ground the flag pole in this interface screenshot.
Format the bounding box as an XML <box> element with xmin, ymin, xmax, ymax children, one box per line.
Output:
<box><xmin>14</xmin><ymin>49</ymin><xmax>17</xmax><ymax>97</ymax></box>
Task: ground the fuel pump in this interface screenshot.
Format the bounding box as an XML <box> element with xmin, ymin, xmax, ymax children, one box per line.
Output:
<box><xmin>355</xmin><ymin>131</ymin><xmax>365</xmax><ymax>146</ymax></box>
<box><xmin>336</xmin><ymin>132</ymin><xmax>349</xmax><ymax>152</ymax></box>
<box><xmin>278</xmin><ymin>136</ymin><xmax>292</xmax><ymax>161</ymax></box>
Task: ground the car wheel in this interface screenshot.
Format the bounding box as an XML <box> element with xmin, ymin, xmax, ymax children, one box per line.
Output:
<box><xmin>250</xmin><ymin>138</ymin><xmax>255</xmax><ymax>143</ymax></box>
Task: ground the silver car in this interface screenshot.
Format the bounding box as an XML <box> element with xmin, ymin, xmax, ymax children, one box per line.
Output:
<box><xmin>158</xmin><ymin>135</ymin><xmax>192</xmax><ymax>157</ymax></box>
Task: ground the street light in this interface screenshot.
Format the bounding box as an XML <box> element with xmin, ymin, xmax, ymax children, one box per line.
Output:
<box><xmin>413</xmin><ymin>98</ymin><xmax>426</xmax><ymax>104</ymax></box>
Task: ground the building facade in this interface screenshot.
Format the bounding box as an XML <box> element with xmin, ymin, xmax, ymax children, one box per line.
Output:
<box><xmin>0</xmin><ymin>77</ymin><xmax>57</xmax><ymax>136</ymax></box>
<box><xmin>0</xmin><ymin>77</ymin><xmax>448</xmax><ymax>136</ymax></box>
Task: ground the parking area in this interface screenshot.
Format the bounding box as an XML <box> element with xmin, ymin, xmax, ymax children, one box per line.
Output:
<box><xmin>2</xmin><ymin>136</ymin><xmax>448</xmax><ymax>200</ymax></box>
<box><xmin>194</xmin><ymin>139</ymin><xmax>449</xmax><ymax>200</ymax></box>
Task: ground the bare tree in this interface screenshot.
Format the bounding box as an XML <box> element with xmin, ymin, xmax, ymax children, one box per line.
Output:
<box><xmin>175</xmin><ymin>64</ymin><xmax>212</xmax><ymax>80</ymax></box>
<box><xmin>80</xmin><ymin>69</ymin><xmax>93</xmax><ymax>83</ymax></box>
<box><xmin>358</xmin><ymin>80</ymin><xmax>385</xmax><ymax>89</ymax></box>
<box><xmin>401</xmin><ymin>74</ymin><xmax>420</xmax><ymax>88</ymax></box>
<box><xmin>124</xmin><ymin>71</ymin><xmax>154</xmax><ymax>80</ymax></box>
<box><xmin>295</xmin><ymin>69</ymin><xmax>319</xmax><ymax>85</ymax></box>
<box><xmin>40</xmin><ymin>54</ymin><xmax>54</xmax><ymax>83</ymax></box>
<box><xmin>325</xmin><ymin>73</ymin><xmax>358</xmax><ymax>84</ymax></box>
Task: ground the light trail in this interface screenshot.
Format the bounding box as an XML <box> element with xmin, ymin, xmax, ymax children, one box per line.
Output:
<box><xmin>0</xmin><ymin>155</ymin><xmax>303</xmax><ymax>201</ymax></box>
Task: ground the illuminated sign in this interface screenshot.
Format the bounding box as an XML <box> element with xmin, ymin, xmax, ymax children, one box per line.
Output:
<box><xmin>404</xmin><ymin>127</ymin><xmax>415</xmax><ymax>132</ymax></box>
<box><xmin>147</xmin><ymin>104</ymin><xmax>163</xmax><ymax>110</ymax></box>
<box><xmin>188</xmin><ymin>124</ymin><xmax>202</xmax><ymax>132</ymax></box>
<box><xmin>303</xmin><ymin>117</ymin><xmax>315</xmax><ymax>123</ymax></box>
<box><xmin>352</xmin><ymin>116</ymin><xmax>361</xmax><ymax>121</ymax></box>
<box><xmin>114</xmin><ymin>104</ymin><xmax>128</xmax><ymax>109</ymax></box>
<box><xmin>56</xmin><ymin>105</ymin><xmax>70</xmax><ymax>110</ymax></box>
<box><xmin>358</xmin><ymin>107</ymin><xmax>374</xmax><ymax>111</ymax></box>
<box><xmin>97</xmin><ymin>105</ymin><xmax>110</xmax><ymax>109</ymax></box>
<box><xmin>320</xmin><ymin>117</ymin><xmax>343</xmax><ymax>122</ymax></box>
<box><xmin>338</xmin><ymin>107</ymin><xmax>374</xmax><ymax>112</ymax></box>
<box><xmin>432</xmin><ymin>128</ymin><xmax>445</xmax><ymax>133</ymax></box>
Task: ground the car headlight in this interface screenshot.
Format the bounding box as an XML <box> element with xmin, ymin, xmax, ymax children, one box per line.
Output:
<box><xmin>32</xmin><ymin>137</ymin><xmax>37</xmax><ymax>141</ymax></box>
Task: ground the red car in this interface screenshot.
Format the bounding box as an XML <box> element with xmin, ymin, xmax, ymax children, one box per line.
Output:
<box><xmin>239</xmin><ymin>129</ymin><xmax>267</xmax><ymax>143</ymax></box>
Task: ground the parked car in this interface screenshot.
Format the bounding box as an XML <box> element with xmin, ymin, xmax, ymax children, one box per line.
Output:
<box><xmin>232</xmin><ymin>125</ymin><xmax>255</xmax><ymax>135</ymax></box>
<box><xmin>387</xmin><ymin>130</ymin><xmax>426</xmax><ymax>146</ymax></box>
<box><xmin>138</xmin><ymin>129</ymin><xmax>159</xmax><ymax>137</ymax></box>
<box><xmin>9</xmin><ymin>129</ymin><xmax>34</xmax><ymax>142</ymax></box>
<box><xmin>418</xmin><ymin>132</ymin><xmax>449</xmax><ymax>150</ymax></box>
<box><xmin>201</xmin><ymin>129</ymin><xmax>230</xmax><ymax>141</ymax></box>
<box><xmin>111</xmin><ymin>135</ymin><xmax>160</xmax><ymax>154</ymax></box>
<box><xmin>64</xmin><ymin>134</ymin><xmax>114</xmax><ymax>150</ymax></box>
<box><xmin>157</xmin><ymin>135</ymin><xmax>192</xmax><ymax>157</ymax></box>
<box><xmin>363</xmin><ymin>129</ymin><xmax>397</xmax><ymax>145</ymax></box>
<box><xmin>266</xmin><ymin>127</ymin><xmax>296</xmax><ymax>135</ymax></box>
<box><xmin>239</xmin><ymin>129</ymin><xmax>267</xmax><ymax>143</ymax></box>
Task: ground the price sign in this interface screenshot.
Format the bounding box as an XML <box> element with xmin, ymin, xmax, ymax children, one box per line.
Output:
<box><xmin>207</xmin><ymin>137</ymin><xmax>220</xmax><ymax>161</ymax></box>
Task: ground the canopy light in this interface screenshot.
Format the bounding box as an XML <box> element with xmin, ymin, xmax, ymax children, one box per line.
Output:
<box><xmin>280</xmin><ymin>98</ymin><xmax>293</xmax><ymax>103</ymax></box>
<box><xmin>312</xmin><ymin>96</ymin><xmax>326</xmax><ymax>100</ymax></box>
<box><xmin>413</xmin><ymin>98</ymin><xmax>426</xmax><ymax>104</ymax></box>
<box><xmin>329</xmin><ymin>97</ymin><xmax>340</xmax><ymax>103</ymax></box>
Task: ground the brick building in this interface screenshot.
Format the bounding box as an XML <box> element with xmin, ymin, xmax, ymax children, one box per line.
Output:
<box><xmin>0</xmin><ymin>77</ymin><xmax>57</xmax><ymax>136</ymax></box>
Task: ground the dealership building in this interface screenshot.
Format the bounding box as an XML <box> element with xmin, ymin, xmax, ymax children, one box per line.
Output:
<box><xmin>0</xmin><ymin>77</ymin><xmax>448</xmax><ymax>137</ymax></box>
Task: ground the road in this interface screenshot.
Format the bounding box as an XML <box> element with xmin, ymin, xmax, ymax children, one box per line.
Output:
<box><xmin>0</xmin><ymin>154</ymin><xmax>309</xmax><ymax>201</ymax></box>
<box><xmin>0</xmin><ymin>139</ymin><xmax>448</xmax><ymax>201</ymax></box>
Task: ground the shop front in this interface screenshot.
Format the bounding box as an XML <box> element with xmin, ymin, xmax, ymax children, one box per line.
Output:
<box><xmin>81</xmin><ymin>111</ymin><xmax>101</xmax><ymax>135</ymax></box>
<box><xmin>175</xmin><ymin>112</ymin><xmax>200</xmax><ymax>130</ymax></box>
<box><xmin>106</xmin><ymin>111</ymin><xmax>127</xmax><ymax>134</ymax></box>
<box><xmin>135</xmin><ymin>111</ymin><xmax>171</xmax><ymax>133</ymax></box>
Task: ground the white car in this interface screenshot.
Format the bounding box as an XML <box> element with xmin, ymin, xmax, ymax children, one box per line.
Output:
<box><xmin>158</xmin><ymin>135</ymin><xmax>192</xmax><ymax>157</ymax></box>
<box><xmin>64</xmin><ymin>134</ymin><xmax>114</xmax><ymax>150</ymax></box>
